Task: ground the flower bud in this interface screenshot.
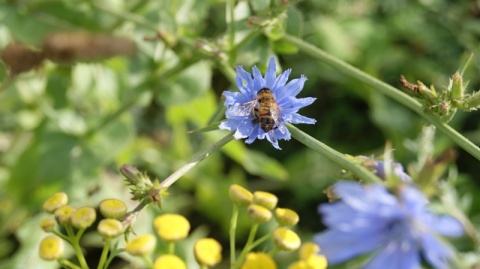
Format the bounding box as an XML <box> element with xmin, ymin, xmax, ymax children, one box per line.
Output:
<box><xmin>273</xmin><ymin>227</ymin><xmax>301</xmax><ymax>251</ymax></box>
<box><xmin>241</xmin><ymin>252</ymin><xmax>276</xmax><ymax>269</ymax></box>
<box><xmin>451</xmin><ymin>73</ymin><xmax>465</xmax><ymax>100</ymax></box>
<box><xmin>97</xmin><ymin>218</ymin><xmax>124</xmax><ymax>238</ymax></box>
<box><xmin>120</xmin><ymin>164</ymin><xmax>151</xmax><ymax>187</ymax></box>
<box><xmin>54</xmin><ymin>205</ymin><xmax>76</xmax><ymax>226</ymax></box>
<box><xmin>248</xmin><ymin>204</ymin><xmax>272</xmax><ymax>223</ymax></box>
<box><xmin>154</xmin><ymin>254</ymin><xmax>186</xmax><ymax>269</ymax></box>
<box><xmin>229</xmin><ymin>184</ymin><xmax>253</xmax><ymax>206</ymax></box>
<box><xmin>274</xmin><ymin>208</ymin><xmax>299</xmax><ymax>226</ymax></box>
<box><xmin>40</xmin><ymin>218</ymin><xmax>56</xmax><ymax>232</ymax></box>
<box><xmin>39</xmin><ymin>235</ymin><xmax>64</xmax><ymax>261</ymax></box>
<box><xmin>43</xmin><ymin>192</ymin><xmax>68</xmax><ymax>214</ymax></box>
<box><xmin>71</xmin><ymin>206</ymin><xmax>96</xmax><ymax>229</ymax></box>
<box><xmin>99</xmin><ymin>199</ymin><xmax>127</xmax><ymax>219</ymax></box>
<box><xmin>194</xmin><ymin>238</ymin><xmax>222</xmax><ymax>266</ymax></box>
<box><xmin>299</xmin><ymin>242</ymin><xmax>320</xmax><ymax>261</ymax></box>
<box><xmin>153</xmin><ymin>214</ymin><xmax>190</xmax><ymax>242</ymax></box>
<box><xmin>252</xmin><ymin>191</ymin><xmax>278</xmax><ymax>210</ymax></box>
<box><xmin>305</xmin><ymin>255</ymin><xmax>328</xmax><ymax>269</ymax></box>
<box><xmin>125</xmin><ymin>234</ymin><xmax>157</xmax><ymax>256</ymax></box>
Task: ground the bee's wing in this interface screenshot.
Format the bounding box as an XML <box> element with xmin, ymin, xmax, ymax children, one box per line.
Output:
<box><xmin>271</xmin><ymin>107</ymin><xmax>288</xmax><ymax>134</ymax></box>
<box><xmin>226</xmin><ymin>100</ymin><xmax>257</xmax><ymax>118</ymax></box>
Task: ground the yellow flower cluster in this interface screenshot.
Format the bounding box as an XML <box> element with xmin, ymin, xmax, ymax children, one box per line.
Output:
<box><xmin>229</xmin><ymin>184</ymin><xmax>318</xmax><ymax>269</ymax></box>
<box><xmin>124</xmin><ymin>213</ymin><xmax>222</xmax><ymax>268</ymax></box>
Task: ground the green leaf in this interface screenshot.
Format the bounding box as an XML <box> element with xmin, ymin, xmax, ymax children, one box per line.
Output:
<box><xmin>157</xmin><ymin>60</ymin><xmax>212</xmax><ymax>106</ymax></box>
<box><xmin>0</xmin><ymin>4</ymin><xmax>53</xmax><ymax>44</ymax></box>
<box><xmin>285</xmin><ymin>6</ymin><xmax>303</xmax><ymax>37</ymax></box>
<box><xmin>4</xmin><ymin>214</ymin><xmax>68</xmax><ymax>269</ymax></box>
<box><xmin>221</xmin><ymin>136</ymin><xmax>288</xmax><ymax>181</ymax></box>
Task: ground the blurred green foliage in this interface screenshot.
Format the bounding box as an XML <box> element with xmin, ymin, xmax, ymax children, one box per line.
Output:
<box><xmin>1</xmin><ymin>0</ymin><xmax>480</xmax><ymax>268</ymax></box>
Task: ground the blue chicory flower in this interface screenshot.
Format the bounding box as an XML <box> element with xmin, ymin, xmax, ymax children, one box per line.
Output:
<box><xmin>314</xmin><ymin>181</ymin><xmax>463</xmax><ymax>269</ymax></box>
<box><xmin>362</xmin><ymin>158</ymin><xmax>412</xmax><ymax>182</ymax></box>
<box><xmin>219</xmin><ymin>57</ymin><xmax>316</xmax><ymax>149</ymax></box>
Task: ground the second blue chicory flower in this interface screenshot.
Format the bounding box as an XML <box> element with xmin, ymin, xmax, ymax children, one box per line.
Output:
<box><xmin>314</xmin><ymin>181</ymin><xmax>463</xmax><ymax>269</ymax></box>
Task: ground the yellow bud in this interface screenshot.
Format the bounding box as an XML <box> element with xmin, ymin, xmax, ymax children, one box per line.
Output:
<box><xmin>248</xmin><ymin>204</ymin><xmax>272</xmax><ymax>223</ymax></box>
<box><xmin>153</xmin><ymin>214</ymin><xmax>190</xmax><ymax>242</ymax></box>
<box><xmin>194</xmin><ymin>238</ymin><xmax>222</xmax><ymax>266</ymax></box>
<box><xmin>305</xmin><ymin>255</ymin><xmax>327</xmax><ymax>269</ymax></box>
<box><xmin>99</xmin><ymin>199</ymin><xmax>127</xmax><ymax>219</ymax></box>
<box><xmin>241</xmin><ymin>252</ymin><xmax>277</xmax><ymax>269</ymax></box>
<box><xmin>274</xmin><ymin>208</ymin><xmax>299</xmax><ymax>226</ymax></box>
<box><xmin>40</xmin><ymin>218</ymin><xmax>56</xmax><ymax>232</ymax></box>
<box><xmin>287</xmin><ymin>261</ymin><xmax>309</xmax><ymax>269</ymax></box>
<box><xmin>97</xmin><ymin>218</ymin><xmax>124</xmax><ymax>238</ymax></box>
<box><xmin>125</xmin><ymin>234</ymin><xmax>157</xmax><ymax>256</ymax></box>
<box><xmin>39</xmin><ymin>235</ymin><xmax>64</xmax><ymax>261</ymax></box>
<box><xmin>43</xmin><ymin>192</ymin><xmax>68</xmax><ymax>214</ymax></box>
<box><xmin>273</xmin><ymin>227</ymin><xmax>301</xmax><ymax>251</ymax></box>
<box><xmin>54</xmin><ymin>205</ymin><xmax>76</xmax><ymax>226</ymax></box>
<box><xmin>154</xmin><ymin>254</ymin><xmax>186</xmax><ymax>269</ymax></box>
<box><xmin>299</xmin><ymin>242</ymin><xmax>320</xmax><ymax>261</ymax></box>
<box><xmin>229</xmin><ymin>184</ymin><xmax>253</xmax><ymax>206</ymax></box>
<box><xmin>252</xmin><ymin>191</ymin><xmax>278</xmax><ymax>210</ymax></box>
<box><xmin>71</xmin><ymin>206</ymin><xmax>96</xmax><ymax>229</ymax></box>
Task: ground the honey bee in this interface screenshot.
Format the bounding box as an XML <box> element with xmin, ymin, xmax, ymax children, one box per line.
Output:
<box><xmin>254</xmin><ymin>88</ymin><xmax>280</xmax><ymax>132</ymax></box>
<box><xmin>226</xmin><ymin>87</ymin><xmax>285</xmax><ymax>143</ymax></box>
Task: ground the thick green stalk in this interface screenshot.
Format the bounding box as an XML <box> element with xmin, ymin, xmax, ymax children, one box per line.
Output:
<box><xmin>287</xmin><ymin>124</ymin><xmax>383</xmax><ymax>184</ymax></box>
<box><xmin>282</xmin><ymin>34</ymin><xmax>480</xmax><ymax>161</ymax></box>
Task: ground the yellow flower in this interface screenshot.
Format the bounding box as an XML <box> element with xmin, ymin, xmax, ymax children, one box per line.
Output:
<box><xmin>99</xmin><ymin>199</ymin><xmax>127</xmax><ymax>218</ymax></box>
<box><xmin>153</xmin><ymin>214</ymin><xmax>190</xmax><ymax>242</ymax></box>
<box><xmin>241</xmin><ymin>252</ymin><xmax>276</xmax><ymax>269</ymax></box>
<box><xmin>299</xmin><ymin>242</ymin><xmax>320</xmax><ymax>261</ymax></box>
<box><xmin>126</xmin><ymin>234</ymin><xmax>157</xmax><ymax>256</ymax></box>
<box><xmin>194</xmin><ymin>238</ymin><xmax>222</xmax><ymax>266</ymax></box>
<box><xmin>153</xmin><ymin>254</ymin><xmax>186</xmax><ymax>269</ymax></box>
<box><xmin>43</xmin><ymin>192</ymin><xmax>68</xmax><ymax>214</ymax></box>
<box><xmin>252</xmin><ymin>191</ymin><xmax>278</xmax><ymax>210</ymax></box>
<box><xmin>39</xmin><ymin>235</ymin><xmax>63</xmax><ymax>261</ymax></box>
<box><xmin>247</xmin><ymin>204</ymin><xmax>272</xmax><ymax>223</ymax></box>
<box><xmin>288</xmin><ymin>242</ymin><xmax>327</xmax><ymax>269</ymax></box>
<box><xmin>274</xmin><ymin>208</ymin><xmax>299</xmax><ymax>226</ymax></box>
<box><xmin>305</xmin><ymin>255</ymin><xmax>327</xmax><ymax>269</ymax></box>
<box><xmin>54</xmin><ymin>205</ymin><xmax>76</xmax><ymax>225</ymax></box>
<box><xmin>229</xmin><ymin>184</ymin><xmax>253</xmax><ymax>206</ymax></box>
<box><xmin>97</xmin><ymin>218</ymin><xmax>124</xmax><ymax>238</ymax></box>
<box><xmin>273</xmin><ymin>227</ymin><xmax>301</xmax><ymax>251</ymax></box>
<box><xmin>40</xmin><ymin>218</ymin><xmax>55</xmax><ymax>232</ymax></box>
<box><xmin>71</xmin><ymin>206</ymin><xmax>96</xmax><ymax>229</ymax></box>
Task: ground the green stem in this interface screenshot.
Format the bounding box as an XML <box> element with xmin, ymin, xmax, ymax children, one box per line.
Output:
<box><xmin>282</xmin><ymin>34</ymin><xmax>480</xmax><ymax>161</ymax></box>
<box><xmin>97</xmin><ymin>239</ymin><xmax>111</xmax><ymax>269</ymax></box>
<box><xmin>287</xmin><ymin>124</ymin><xmax>383</xmax><ymax>184</ymax></box>
<box><xmin>229</xmin><ymin>205</ymin><xmax>239</xmax><ymax>268</ymax></box>
<box><xmin>66</xmin><ymin>226</ymin><xmax>89</xmax><ymax>269</ymax></box>
<box><xmin>235</xmin><ymin>223</ymin><xmax>259</xmax><ymax>269</ymax></box>
<box><xmin>141</xmin><ymin>254</ymin><xmax>153</xmax><ymax>268</ymax></box>
<box><xmin>58</xmin><ymin>258</ymin><xmax>82</xmax><ymax>269</ymax></box>
<box><xmin>232</xmin><ymin>29</ymin><xmax>262</xmax><ymax>52</ymax></box>
<box><xmin>167</xmin><ymin>241</ymin><xmax>175</xmax><ymax>254</ymax></box>
<box><xmin>160</xmin><ymin>131</ymin><xmax>235</xmax><ymax>187</ymax></box>
<box><xmin>267</xmin><ymin>246</ymin><xmax>280</xmax><ymax>256</ymax></box>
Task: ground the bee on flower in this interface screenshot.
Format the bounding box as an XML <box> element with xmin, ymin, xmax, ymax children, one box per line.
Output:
<box><xmin>219</xmin><ymin>57</ymin><xmax>316</xmax><ymax>149</ymax></box>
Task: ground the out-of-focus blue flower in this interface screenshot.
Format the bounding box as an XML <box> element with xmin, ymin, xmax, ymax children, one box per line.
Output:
<box><xmin>219</xmin><ymin>57</ymin><xmax>316</xmax><ymax>149</ymax></box>
<box><xmin>364</xmin><ymin>158</ymin><xmax>412</xmax><ymax>182</ymax></box>
<box><xmin>314</xmin><ymin>181</ymin><xmax>463</xmax><ymax>269</ymax></box>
